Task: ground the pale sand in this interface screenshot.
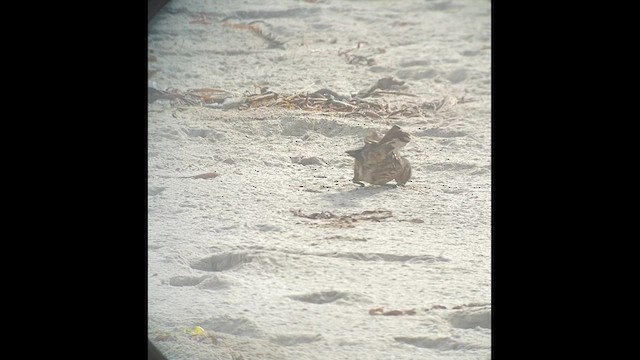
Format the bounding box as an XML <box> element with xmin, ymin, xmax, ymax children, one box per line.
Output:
<box><xmin>148</xmin><ymin>1</ymin><xmax>491</xmax><ymax>359</ymax></box>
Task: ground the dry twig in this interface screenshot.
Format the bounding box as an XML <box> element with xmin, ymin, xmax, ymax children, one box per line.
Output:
<box><xmin>222</xmin><ymin>19</ymin><xmax>285</xmax><ymax>49</ymax></box>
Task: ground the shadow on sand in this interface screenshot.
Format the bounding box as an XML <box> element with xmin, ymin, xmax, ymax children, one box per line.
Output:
<box><xmin>320</xmin><ymin>184</ymin><xmax>398</xmax><ymax>207</ymax></box>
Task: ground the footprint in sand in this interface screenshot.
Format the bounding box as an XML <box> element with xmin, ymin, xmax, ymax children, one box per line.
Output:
<box><xmin>168</xmin><ymin>274</ymin><xmax>232</xmax><ymax>289</ymax></box>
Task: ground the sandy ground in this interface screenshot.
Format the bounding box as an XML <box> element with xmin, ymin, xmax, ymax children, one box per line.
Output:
<box><xmin>148</xmin><ymin>0</ymin><xmax>491</xmax><ymax>359</ymax></box>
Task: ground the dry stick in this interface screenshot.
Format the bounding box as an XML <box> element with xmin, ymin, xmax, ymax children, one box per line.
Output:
<box><xmin>328</xmin><ymin>99</ymin><xmax>357</xmax><ymax>110</ymax></box>
<box><xmin>308</xmin><ymin>94</ymin><xmax>328</xmax><ymax>101</ymax></box>
<box><xmin>354</xmin><ymin>98</ymin><xmax>383</xmax><ymax>108</ymax></box>
<box><xmin>370</xmin><ymin>90</ymin><xmax>418</xmax><ymax>97</ymax></box>
<box><xmin>307</xmin><ymin>98</ymin><xmax>326</xmax><ymax>108</ymax></box>
<box><xmin>310</xmin><ymin>88</ymin><xmax>350</xmax><ymax>101</ymax></box>
<box><xmin>222</xmin><ymin>19</ymin><xmax>284</xmax><ymax>49</ymax></box>
<box><xmin>359</xmin><ymin>109</ymin><xmax>382</xmax><ymax>118</ymax></box>
<box><xmin>346</xmin><ymin>111</ymin><xmax>381</xmax><ymax>118</ymax></box>
<box><xmin>387</xmin><ymin>107</ymin><xmax>412</xmax><ymax>118</ymax></box>
<box><xmin>203</xmin><ymin>86</ymin><xmax>423</xmax><ymax>118</ymax></box>
<box><xmin>248</xmin><ymin>93</ymin><xmax>278</xmax><ymax>104</ymax></box>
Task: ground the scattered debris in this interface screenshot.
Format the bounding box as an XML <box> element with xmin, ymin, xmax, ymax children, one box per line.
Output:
<box><xmin>339</xmin><ymin>42</ymin><xmax>385</xmax><ymax>66</ymax></box>
<box><xmin>148</xmin><ymin>87</ymin><xmax>188</xmax><ymax>104</ymax></box>
<box><xmin>189</xmin><ymin>88</ymin><xmax>236</xmax><ymax>104</ymax></box>
<box><xmin>148</xmin><ymin>87</ymin><xmax>234</xmax><ymax>106</ymax></box>
<box><xmin>222</xmin><ymin>19</ymin><xmax>285</xmax><ymax>49</ymax></box>
<box><xmin>387</xmin><ymin>105</ymin><xmax>429</xmax><ymax>118</ymax></box>
<box><xmin>369</xmin><ymin>308</ymin><xmax>417</xmax><ymax>316</ymax></box>
<box><xmin>148</xmin><ymin>79</ymin><xmax>467</xmax><ymax>118</ymax></box>
<box><xmin>421</xmin><ymin>94</ymin><xmax>476</xmax><ymax>113</ymax></box>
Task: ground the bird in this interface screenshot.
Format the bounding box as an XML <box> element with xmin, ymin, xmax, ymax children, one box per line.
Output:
<box><xmin>346</xmin><ymin>125</ymin><xmax>412</xmax><ymax>186</ymax></box>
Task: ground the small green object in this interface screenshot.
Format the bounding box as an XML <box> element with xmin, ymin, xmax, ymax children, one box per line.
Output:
<box><xmin>185</xmin><ymin>326</ymin><xmax>206</xmax><ymax>335</ymax></box>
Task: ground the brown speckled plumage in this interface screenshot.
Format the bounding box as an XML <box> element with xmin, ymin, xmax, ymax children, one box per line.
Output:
<box><xmin>346</xmin><ymin>125</ymin><xmax>412</xmax><ymax>186</ymax></box>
